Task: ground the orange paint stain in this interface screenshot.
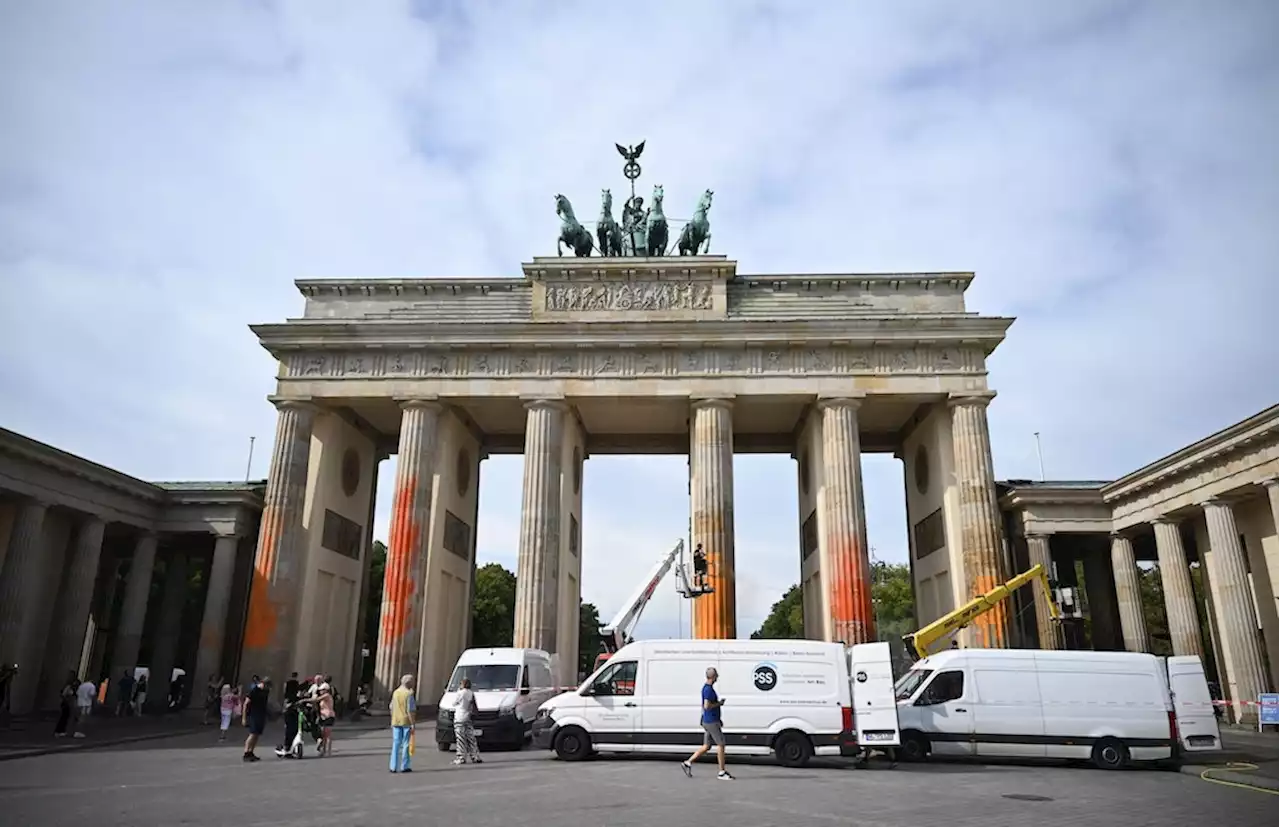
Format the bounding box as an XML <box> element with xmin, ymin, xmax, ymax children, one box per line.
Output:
<box><xmin>379</xmin><ymin>476</ymin><xmax>422</xmax><ymax>645</ymax></box>
<box><xmin>243</xmin><ymin>506</ymin><xmax>280</xmax><ymax>651</ymax></box>
<box><xmin>827</xmin><ymin>529</ymin><xmax>875</xmax><ymax>645</ymax></box>
<box><xmin>970</xmin><ymin>573</ymin><xmax>1008</xmax><ymax>648</ymax></box>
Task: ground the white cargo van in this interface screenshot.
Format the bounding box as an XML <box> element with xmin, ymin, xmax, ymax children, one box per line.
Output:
<box><xmin>435</xmin><ymin>648</ymin><xmax>559</xmax><ymax>750</ymax></box>
<box><xmin>532</xmin><ymin>639</ymin><xmax>899</xmax><ymax>767</ymax></box>
<box><xmin>894</xmin><ymin>649</ymin><xmax>1221</xmax><ymax>769</ymax></box>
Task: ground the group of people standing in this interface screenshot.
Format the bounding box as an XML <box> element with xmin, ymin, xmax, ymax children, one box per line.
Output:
<box><xmin>237</xmin><ymin>671</ymin><xmax>338</xmax><ymax>763</ymax></box>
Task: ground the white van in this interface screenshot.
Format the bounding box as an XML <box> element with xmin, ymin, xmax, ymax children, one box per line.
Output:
<box><xmin>893</xmin><ymin>649</ymin><xmax>1221</xmax><ymax>769</ymax></box>
<box><xmin>532</xmin><ymin>639</ymin><xmax>899</xmax><ymax>767</ymax></box>
<box><xmin>435</xmin><ymin>648</ymin><xmax>559</xmax><ymax>750</ymax></box>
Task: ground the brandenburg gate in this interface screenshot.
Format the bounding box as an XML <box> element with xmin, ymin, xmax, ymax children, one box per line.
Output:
<box><xmin>239</xmin><ymin>253</ymin><xmax>1014</xmax><ymax>697</ymax></box>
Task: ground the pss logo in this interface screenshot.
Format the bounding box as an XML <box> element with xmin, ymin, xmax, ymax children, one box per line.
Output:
<box><xmin>752</xmin><ymin>663</ymin><xmax>779</xmax><ymax>692</ymax></box>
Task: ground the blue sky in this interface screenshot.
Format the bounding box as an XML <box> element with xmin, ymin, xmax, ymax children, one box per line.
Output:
<box><xmin>0</xmin><ymin>1</ymin><xmax>1276</xmax><ymax>639</ymax></box>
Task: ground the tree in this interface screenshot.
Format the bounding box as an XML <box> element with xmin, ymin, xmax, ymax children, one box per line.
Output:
<box><xmin>471</xmin><ymin>563</ymin><xmax>518</xmax><ymax>647</ymax></box>
<box><xmin>751</xmin><ymin>586</ymin><xmax>804</xmax><ymax>639</ymax></box>
<box><xmin>361</xmin><ymin>540</ymin><xmax>387</xmax><ymax>682</ymax></box>
<box><xmin>579</xmin><ymin>601</ymin><xmax>603</xmax><ymax>677</ymax></box>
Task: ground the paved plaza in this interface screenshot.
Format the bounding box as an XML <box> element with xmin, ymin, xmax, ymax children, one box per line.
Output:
<box><xmin>0</xmin><ymin>724</ymin><xmax>1274</xmax><ymax>827</ymax></box>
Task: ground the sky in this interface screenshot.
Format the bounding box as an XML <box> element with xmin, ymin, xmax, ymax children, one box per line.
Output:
<box><xmin>1</xmin><ymin>1</ymin><xmax>1276</xmax><ymax>641</ymax></box>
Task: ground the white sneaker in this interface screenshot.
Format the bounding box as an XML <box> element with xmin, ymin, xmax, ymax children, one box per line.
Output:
<box><xmin>73</xmin><ymin>732</ymin><xmax>86</xmax><ymax>739</ymax></box>
<box><xmin>452</xmin><ymin>757</ymin><xmax>466</xmax><ymax>765</ymax></box>
<box><xmin>717</xmin><ymin>770</ymin><xmax>734</xmax><ymax>781</ymax></box>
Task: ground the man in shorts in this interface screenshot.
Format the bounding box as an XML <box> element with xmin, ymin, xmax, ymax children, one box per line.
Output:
<box><xmin>242</xmin><ymin>676</ymin><xmax>270</xmax><ymax>762</ymax></box>
<box><xmin>680</xmin><ymin>667</ymin><xmax>733</xmax><ymax>780</ymax></box>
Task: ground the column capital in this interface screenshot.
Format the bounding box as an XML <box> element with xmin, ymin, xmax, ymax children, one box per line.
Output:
<box><xmin>947</xmin><ymin>390</ymin><xmax>997</xmax><ymax>409</ymax></box>
<box><xmin>691</xmin><ymin>396</ymin><xmax>735</xmax><ymax>411</ymax></box>
<box><xmin>1024</xmin><ymin>532</ymin><xmax>1052</xmax><ymax>541</ymax></box>
<box><xmin>396</xmin><ymin>397</ymin><xmax>443</xmax><ymax>412</ymax></box>
<box><xmin>1152</xmin><ymin>515</ymin><xmax>1180</xmax><ymax>526</ymax></box>
<box><xmin>522</xmin><ymin>397</ymin><xmax>570</xmax><ymax>413</ymax></box>
<box><xmin>268</xmin><ymin>397</ymin><xmax>320</xmax><ymax>414</ymax></box>
<box><xmin>1262</xmin><ymin>477</ymin><xmax>1279</xmax><ymax>490</ymax></box>
<box><xmin>1200</xmin><ymin>495</ymin><xmax>1234</xmax><ymax>509</ymax></box>
<box><xmin>1109</xmin><ymin>531</ymin><xmax>1133</xmax><ymax>542</ymax></box>
<box><xmin>816</xmin><ymin>394</ymin><xmax>865</xmax><ymax>411</ymax></box>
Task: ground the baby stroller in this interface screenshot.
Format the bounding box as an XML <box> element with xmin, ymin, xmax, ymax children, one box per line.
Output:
<box><xmin>285</xmin><ymin>701</ymin><xmax>325</xmax><ymax>759</ymax></box>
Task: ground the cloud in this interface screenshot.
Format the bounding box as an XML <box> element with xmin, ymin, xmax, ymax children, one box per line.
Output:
<box><xmin>1</xmin><ymin>1</ymin><xmax>1274</xmax><ymax>640</ymax></box>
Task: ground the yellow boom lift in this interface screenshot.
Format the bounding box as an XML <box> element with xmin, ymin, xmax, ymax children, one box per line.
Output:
<box><xmin>902</xmin><ymin>564</ymin><xmax>1062</xmax><ymax>660</ymax></box>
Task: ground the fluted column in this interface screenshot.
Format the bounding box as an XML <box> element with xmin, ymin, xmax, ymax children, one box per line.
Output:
<box><xmin>374</xmin><ymin>399</ymin><xmax>443</xmax><ymax>704</ymax></box>
<box><xmin>47</xmin><ymin>515</ymin><xmax>107</xmax><ymax>682</ymax></box>
<box><xmin>691</xmin><ymin>398</ymin><xmax>736</xmax><ymax>639</ymax></box>
<box><xmin>240</xmin><ymin>400</ymin><xmax>317</xmax><ymax>685</ymax></box>
<box><xmin>514</xmin><ymin>399</ymin><xmax>567</xmax><ymax>649</ymax></box>
<box><xmin>194</xmin><ymin>533</ymin><xmax>241</xmax><ymax>684</ymax></box>
<box><xmin>948</xmin><ymin>392</ymin><xmax>1009</xmax><ymax>648</ymax></box>
<box><xmin>1153</xmin><ymin>518</ymin><xmax>1202</xmax><ymax>657</ymax></box>
<box><xmin>0</xmin><ymin>499</ymin><xmax>49</xmax><ymax>665</ymax></box>
<box><xmin>1025</xmin><ymin>534</ymin><xmax>1060</xmax><ymax>650</ymax></box>
<box><xmin>1203</xmin><ymin>498</ymin><xmax>1267</xmax><ymax>723</ymax></box>
<box><xmin>146</xmin><ymin>553</ymin><xmax>188</xmax><ymax>713</ymax></box>
<box><xmin>111</xmin><ymin>532</ymin><xmax>158</xmax><ymax>679</ymax></box>
<box><xmin>1264</xmin><ymin>479</ymin><xmax>1279</xmax><ymax>529</ymax></box>
<box><xmin>1109</xmin><ymin>534</ymin><xmax>1148</xmax><ymax>652</ymax></box>
<box><xmin>817</xmin><ymin>398</ymin><xmax>873</xmax><ymax>644</ymax></box>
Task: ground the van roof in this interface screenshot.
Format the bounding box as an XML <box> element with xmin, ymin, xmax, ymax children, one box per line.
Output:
<box><xmin>455</xmin><ymin>647</ymin><xmax>547</xmax><ymax>665</ymax></box>
<box><xmin>915</xmin><ymin>648</ymin><xmax>1161</xmax><ymax>669</ymax></box>
<box><xmin>615</xmin><ymin>639</ymin><xmax>846</xmax><ymax>659</ymax></box>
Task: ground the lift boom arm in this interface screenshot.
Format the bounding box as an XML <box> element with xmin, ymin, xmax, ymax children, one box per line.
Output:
<box><xmin>600</xmin><ymin>540</ymin><xmax>685</xmax><ymax>653</ymax></box>
<box><xmin>902</xmin><ymin>563</ymin><xmax>1061</xmax><ymax>659</ymax></box>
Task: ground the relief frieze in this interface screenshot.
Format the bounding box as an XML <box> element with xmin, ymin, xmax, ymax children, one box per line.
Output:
<box><xmin>543</xmin><ymin>281</ymin><xmax>714</xmax><ymax>312</ymax></box>
<box><xmin>288</xmin><ymin>344</ymin><xmax>983</xmax><ymax>379</ymax></box>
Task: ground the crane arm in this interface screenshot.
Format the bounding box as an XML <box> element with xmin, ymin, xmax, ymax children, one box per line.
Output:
<box><xmin>903</xmin><ymin>564</ymin><xmax>1060</xmax><ymax>660</ymax></box>
<box><xmin>599</xmin><ymin>540</ymin><xmax>684</xmax><ymax>653</ymax></box>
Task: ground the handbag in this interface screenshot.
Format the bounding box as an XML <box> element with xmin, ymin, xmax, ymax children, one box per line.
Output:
<box><xmin>408</xmin><ymin>729</ymin><xmax>416</xmax><ymax>756</ymax></box>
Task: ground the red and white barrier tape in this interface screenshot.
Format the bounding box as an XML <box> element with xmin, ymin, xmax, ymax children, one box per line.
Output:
<box><xmin>1210</xmin><ymin>699</ymin><xmax>1276</xmax><ymax>707</ymax></box>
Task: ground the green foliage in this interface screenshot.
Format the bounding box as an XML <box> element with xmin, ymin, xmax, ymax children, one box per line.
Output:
<box><xmin>579</xmin><ymin>601</ymin><xmax>603</xmax><ymax>678</ymax></box>
<box><xmin>471</xmin><ymin>563</ymin><xmax>518</xmax><ymax>648</ymax></box>
<box><xmin>750</xmin><ymin>585</ymin><xmax>804</xmax><ymax>639</ymax></box>
<box><xmin>361</xmin><ymin>540</ymin><xmax>387</xmax><ymax>682</ymax></box>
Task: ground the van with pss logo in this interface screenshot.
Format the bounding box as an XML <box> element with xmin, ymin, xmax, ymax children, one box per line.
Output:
<box><xmin>893</xmin><ymin>648</ymin><xmax>1221</xmax><ymax>769</ymax></box>
<box><xmin>435</xmin><ymin>648</ymin><xmax>559</xmax><ymax>751</ymax></box>
<box><xmin>532</xmin><ymin>639</ymin><xmax>899</xmax><ymax>767</ymax></box>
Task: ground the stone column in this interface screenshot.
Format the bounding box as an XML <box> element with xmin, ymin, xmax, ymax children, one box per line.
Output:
<box><xmin>513</xmin><ymin>400</ymin><xmax>566</xmax><ymax>650</ymax></box>
<box><xmin>1109</xmin><ymin>533</ymin><xmax>1148</xmax><ymax>653</ymax></box>
<box><xmin>374</xmin><ymin>400</ymin><xmax>442</xmax><ymax>703</ymax></box>
<box><xmin>47</xmin><ymin>516</ymin><xmax>107</xmax><ymax>682</ymax></box>
<box><xmin>194</xmin><ymin>533</ymin><xmax>240</xmax><ymax>684</ymax></box>
<box><xmin>0</xmin><ymin>499</ymin><xmax>49</xmax><ymax>665</ymax></box>
<box><xmin>948</xmin><ymin>392</ymin><xmax>1009</xmax><ymax>648</ymax></box>
<box><xmin>1203</xmin><ymin>498</ymin><xmax>1268</xmax><ymax>723</ymax></box>
<box><xmin>111</xmin><ymin>532</ymin><xmax>158</xmax><ymax>679</ymax></box>
<box><xmin>817</xmin><ymin>398</ymin><xmax>874</xmax><ymax>644</ymax></box>
<box><xmin>690</xmin><ymin>398</ymin><xmax>736</xmax><ymax>639</ymax></box>
<box><xmin>240</xmin><ymin>400</ymin><xmax>316</xmax><ymax>686</ymax></box>
<box><xmin>146</xmin><ymin>553</ymin><xmax>189</xmax><ymax>713</ymax></box>
<box><xmin>1153</xmin><ymin>518</ymin><xmax>1202</xmax><ymax>657</ymax></box>
<box><xmin>1264</xmin><ymin>478</ymin><xmax>1279</xmax><ymax>530</ymax></box>
<box><xmin>1025</xmin><ymin>534</ymin><xmax>1060</xmax><ymax>650</ymax></box>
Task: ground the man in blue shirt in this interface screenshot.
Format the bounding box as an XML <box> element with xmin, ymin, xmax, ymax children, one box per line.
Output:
<box><xmin>681</xmin><ymin>666</ymin><xmax>734</xmax><ymax>780</ymax></box>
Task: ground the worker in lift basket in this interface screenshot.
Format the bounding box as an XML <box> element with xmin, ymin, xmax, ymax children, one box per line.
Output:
<box><xmin>692</xmin><ymin>544</ymin><xmax>709</xmax><ymax>591</ymax></box>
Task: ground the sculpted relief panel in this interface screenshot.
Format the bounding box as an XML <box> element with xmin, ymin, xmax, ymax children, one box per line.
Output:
<box><xmin>288</xmin><ymin>345</ymin><xmax>983</xmax><ymax>380</ymax></box>
<box><xmin>542</xmin><ymin>281</ymin><xmax>715</xmax><ymax>312</ymax></box>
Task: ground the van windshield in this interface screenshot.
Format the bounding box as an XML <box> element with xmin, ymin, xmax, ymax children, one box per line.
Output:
<box><xmin>447</xmin><ymin>664</ymin><xmax>521</xmax><ymax>692</ymax></box>
<box><xmin>894</xmin><ymin>669</ymin><xmax>932</xmax><ymax>701</ymax></box>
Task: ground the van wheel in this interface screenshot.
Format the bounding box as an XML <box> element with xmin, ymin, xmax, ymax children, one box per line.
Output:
<box><xmin>898</xmin><ymin>731</ymin><xmax>930</xmax><ymax>762</ymax></box>
<box><xmin>553</xmin><ymin>727</ymin><xmax>591</xmax><ymax>761</ymax></box>
<box><xmin>1091</xmin><ymin>737</ymin><xmax>1129</xmax><ymax>770</ymax></box>
<box><xmin>773</xmin><ymin>731</ymin><xmax>813</xmax><ymax>768</ymax></box>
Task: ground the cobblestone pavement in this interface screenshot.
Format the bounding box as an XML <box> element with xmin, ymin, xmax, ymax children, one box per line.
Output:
<box><xmin>0</xmin><ymin>726</ymin><xmax>1274</xmax><ymax>827</ymax></box>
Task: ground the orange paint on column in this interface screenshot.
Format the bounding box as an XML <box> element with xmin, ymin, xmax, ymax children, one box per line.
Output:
<box><xmin>242</xmin><ymin>505</ymin><xmax>280</xmax><ymax>651</ymax></box>
<box><xmin>380</xmin><ymin>476</ymin><xmax>421</xmax><ymax>645</ymax></box>
<box><xmin>826</xmin><ymin>530</ymin><xmax>875</xmax><ymax>645</ymax></box>
<box><xmin>969</xmin><ymin>574</ymin><xmax>1009</xmax><ymax>648</ymax></box>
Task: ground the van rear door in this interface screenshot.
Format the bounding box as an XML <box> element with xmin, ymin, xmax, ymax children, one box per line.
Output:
<box><xmin>848</xmin><ymin>643</ymin><xmax>900</xmax><ymax>747</ymax></box>
<box><xmin>1167</xmin><ymin>656</ymin><xmax>1220</xmax><ymax>752</ymax></box>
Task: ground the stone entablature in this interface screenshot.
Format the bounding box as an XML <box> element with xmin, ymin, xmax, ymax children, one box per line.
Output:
<box><xmin>998</xmin><ymin>483</ymin><xmax>1112</xmax><ymax>536</ymax></box>
<box><xmin>0</xmin><ymin>427</ymin><xmax>263</xmax><ymax>532</ymax></box>
<box><xmin>293</xmin><ymin>258</ymin><xmax>977</xmax><ymax>323</ymax></box>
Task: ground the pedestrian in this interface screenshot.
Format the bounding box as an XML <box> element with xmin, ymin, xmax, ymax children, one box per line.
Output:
<box><xmin>680</xmin><ymin>666</ymin><xmax>733</xmax><ymax>780</ymax></box>
<box><xmin>114</xmin><ymin>670</ymin><xmax>135</xmax><ymax>716</ymax></box>
<box><xmin>53</xmin><ymin>671</ymin><xmax>77</xmax><ymax>737</ymax></box>
<box><xmin>313</xmin><ymin>674</ymin><xmax>337</xmax><ymax>756</ymax></box>
<box><xmin>388</xmin><ymin>674</ymin><xmax>416</xmax><ymax>773</ymax></box>
<box><xmin>242</xmin><ymin>676</ymin><xmax>270</xmax><ymax>762</ymax></box>
<box><xmin>275</xmin><ymin>672</ymin><xmax>303</xmax><ymax>758</ymax></box>
<box><xmin>132</xmin><ymin>673</ymin><xmax>148</xmax><ymax>715</ymax></box>
<box><xmin>452</xmin><ymin>677</ymin><xmax>481</xmax><ymax>765</ymax></box>
<box><xmin>203</xmin><ymin>674</ymin><xmax>221</xmax><ymax>725</ymax></box>
<box><xmin>218</xmin><ymin>684</ymin><xmax>235</xmax><ymax>742</ymax></box>
<box><xmin>74</xmin><ymin>676</ymin><xmax>96</xmax><ymax>737</ymax></box>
